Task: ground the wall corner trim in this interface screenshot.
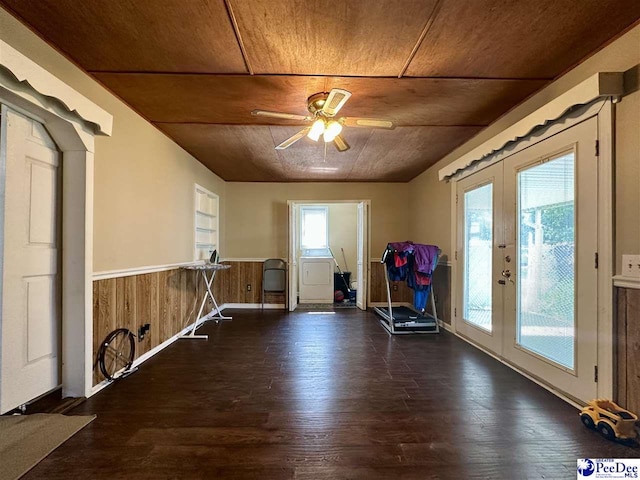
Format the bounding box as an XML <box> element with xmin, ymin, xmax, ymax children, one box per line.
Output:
<box><xmin>0</xmin><ymin>39</ymin><xmax>112</xmax><ymax>136</ymax></box>
<box><xmin>613</xmin><ymin>275</ymin><xmax>640</xmax><ymax>290</ymax></box>
<box><xmin>438</xmin><ymin>72</ymin><xmax>624</xmax><ymax>181</ymax></box>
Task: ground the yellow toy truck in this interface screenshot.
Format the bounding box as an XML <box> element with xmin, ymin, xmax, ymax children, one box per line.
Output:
<box><xmin>580</xmin><ymin>399</ymin><xmax>638</xmax><ymax>442</ymax></box>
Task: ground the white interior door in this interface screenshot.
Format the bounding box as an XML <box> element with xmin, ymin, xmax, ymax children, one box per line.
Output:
<box><xmin>0</xmin><ymin>107</ymin><xmax>61</xmax><ymax>413</ymax></box>
<box><xmin>455</xmin><ymin>117</ymin><xmax>599</xmax><ymax>403</ymax></box>
<box><xmin>501</xmin><ymin>117</ymin><xmax>598</xmax><ymax>402</ymax></box>
<box><xmin>356</xmin><ymin>202</ymin><xmax>368</xmax><ymax>310</ymax></box>
<box><xmin>288</xmin><ymin>201</ymin><xmax>298</xmax><ymax>311</ymax></box>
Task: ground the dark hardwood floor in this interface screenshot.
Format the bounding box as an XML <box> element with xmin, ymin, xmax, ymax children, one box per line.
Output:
<box><xmin>27</xmin><ymin>309</ymin><xmax>636</xmax><ymax>479</ymax></box>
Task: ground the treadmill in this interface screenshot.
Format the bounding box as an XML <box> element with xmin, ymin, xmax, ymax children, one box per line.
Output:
<box><xmin>373</xmin><ymin>247</ymin><xmax>440</xmax><ymax>335</ymax></box>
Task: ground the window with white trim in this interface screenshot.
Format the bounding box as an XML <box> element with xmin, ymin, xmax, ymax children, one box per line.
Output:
<box><xmin>194</xmin><ymin>184</ymin><xmax>219</xmax><ymax>261</ymax></box>
<box><xmin>300</xmin><ymin>206</ymin><xmax>328</xmax><ymax>249</ymax></box>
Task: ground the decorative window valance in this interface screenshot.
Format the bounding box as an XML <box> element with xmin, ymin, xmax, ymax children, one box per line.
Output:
<box><xmin>0</xmin><ymin>39</ymin><xmax>112</xmax><ymax>136</ymax></box>
<box><xmin>438</xmin><ymin>72</ymin><xmax>624</xmax><ymax>182</ymax></box>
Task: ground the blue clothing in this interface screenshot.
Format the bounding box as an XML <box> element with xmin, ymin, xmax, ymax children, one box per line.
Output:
<box><xmin>414</xmin><ymin>289</ymin><xmax>428</xmax><ymax>311</ymax></box>
<box><xmin>383</xmin><ymin>242</ymin><xmax>440</xmax><ymax>312</ymax></box>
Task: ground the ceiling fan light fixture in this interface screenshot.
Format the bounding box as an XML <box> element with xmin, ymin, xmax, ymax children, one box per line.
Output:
<box><xmin>323</xmin><ymin>120</ymin><xmax>342</xmax><ymax>142</ymax></box>
<box><xmin>308</xmin><ymin>119</ymin><xmax>325</xmax><ymax>142</ymax></box>
<box><xmin>252</xmin><ymin>89</ymin><xmax>391</xmax><ymax>152</ymax></box>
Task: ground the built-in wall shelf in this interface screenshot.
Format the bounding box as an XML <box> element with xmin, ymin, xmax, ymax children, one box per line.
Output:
<box><xmin>194</xmin><ymin>184</ymin><xmax>219</xmax><ymax>261</ymax></box>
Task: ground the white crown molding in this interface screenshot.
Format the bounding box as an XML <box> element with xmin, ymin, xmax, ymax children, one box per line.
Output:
<box><xmin>0</xmin><ymin>39</ymin><xmax>112</xmax><ymax>136</ymax></box>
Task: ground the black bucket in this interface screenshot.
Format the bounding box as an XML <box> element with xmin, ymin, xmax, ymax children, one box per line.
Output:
<box><xmin>334</xmin><ymin>271</ymin><xmax>351</xmax><ymax>298</ymax></box>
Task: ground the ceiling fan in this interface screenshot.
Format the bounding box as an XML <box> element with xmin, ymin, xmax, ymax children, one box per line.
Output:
<box><xmin>251</xmin><ymin>88</ymin><xmax>395</xmax><ymax>152</ymax></box>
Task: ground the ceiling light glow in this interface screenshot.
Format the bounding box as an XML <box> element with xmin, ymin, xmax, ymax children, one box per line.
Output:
<box><xmin>308</xmin><ymin>119</ymin><xmax>325</xmax><ymax>142</ymax></box>
<box><xmin>323</xmin><ymin>121</ymin><xmax>343</xmax><ymax>142</ymax></box>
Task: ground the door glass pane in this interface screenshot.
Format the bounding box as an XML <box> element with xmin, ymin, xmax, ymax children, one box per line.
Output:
<box><xmin>463</xmin><ymin>184</ymin><xmax>493</xmax><ymax>331</ymax></box>
<box><xmin>517</xmin><ymin>153</ymin><xmax>575</xmax><ymax>369</ymax></box>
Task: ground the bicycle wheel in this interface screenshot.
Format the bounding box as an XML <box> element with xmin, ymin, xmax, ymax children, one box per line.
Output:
<box><xmin>98</xmin><ymin>328</ymin><xmax>135</xmax><ymax>381</ymax></box>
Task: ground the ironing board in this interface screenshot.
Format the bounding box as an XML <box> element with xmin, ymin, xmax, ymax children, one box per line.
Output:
<box><xmin>180</xmin><ymin>263</ymin><xmax>231</xmax><ymax>340</ymax></box>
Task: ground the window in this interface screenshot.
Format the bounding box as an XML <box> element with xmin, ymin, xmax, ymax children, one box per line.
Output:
<box><xmin>463</xmin><ymin>183</ymin><xmax>493</xmax><ymax>332</ymax></box>
<box><xmin>194</xmin><ymin>184</ymin><xmax>219</xmax><ymax>261</ymax></box>
<box><xmin>300</xmin><ymin>206</ymin><xmax>328</xmax><ymax>249</ymax></box>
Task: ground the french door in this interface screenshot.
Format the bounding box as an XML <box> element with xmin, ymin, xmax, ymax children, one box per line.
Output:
<box><xmin>456</xmin><ymin>117</ymin><xmax>598</xmax><ymax>402</ymax></box>
<box><xmin>455</xmin><ymin>163</ymin><xmax>505</xmax><ymax>355</ymax></box>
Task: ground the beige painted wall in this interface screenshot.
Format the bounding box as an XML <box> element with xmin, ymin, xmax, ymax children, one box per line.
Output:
<box><xmin>0</xmin><ymin>7</ymin><xmax>226</xmax><ymax>272</ymax></box>
<box><xmin>616</xmin><ymin>73</ymin><xmax>640</xmax><ymax>271</ymax></box>
<box><xmin>408</xmin><ymin>164</ymin><xmax>452</xmax><ymax>261</ymax></box>
<box><xmin>328</xmin><ymin>203</ymin><xmax>358</xmax><ymax>279</ymax></box>
<box><xmin>225</xmin><ymin>183</ymin><xmax>408</xmax><ymax>262</ymax></box>
<box><xmin>409</xmin><ymin>24</ymin><xmax>640</xmax><ymax>274</ymax></box>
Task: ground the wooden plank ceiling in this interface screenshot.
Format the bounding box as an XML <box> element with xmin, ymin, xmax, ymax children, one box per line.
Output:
<box><xmin>2</xmin><ymin>0</ymin><xmax>639</xmax><ymax>182</ymax></box>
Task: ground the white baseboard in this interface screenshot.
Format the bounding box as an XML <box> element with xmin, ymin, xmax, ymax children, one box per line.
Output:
<box><xmin>441</xmin><ymin>321</ymin><xmax>453</xmax><ymax>332</ymax></box>
<box><xmin>369</xmin><ymin>302</ymin><xmax>413</xmax><ymax>308</ymax></box>
<box><xmin>220</xmin><ymin>303</ymin><xmax>285</xmax><ymax>309</ymax></box>
<box><xmin>90</xmin><ymin>321</ymin><xmax>196</xmax><ymax>396</ymax></box>
<box><xmin>90</xmin><ymin>302</ymin><xmax>289</xmax><ymax>396</ymax></box>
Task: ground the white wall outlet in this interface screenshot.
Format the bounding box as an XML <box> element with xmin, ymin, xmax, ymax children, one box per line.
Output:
<box><xmin>622</xmin><ymin>254</ymin><xmax>640</xmax><ymax>278</ymax></box>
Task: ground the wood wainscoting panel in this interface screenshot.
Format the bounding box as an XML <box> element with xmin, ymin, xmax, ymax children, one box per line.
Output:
<box><xmin>369</xmin><ymin>261</ymin><xmax>412</xmax><ymax>304</ymax></box>
<box><xmin>93</xmin><ymin>268</ymin><xmax>200</xmax><ymax>385</ymax></box>
<box><xmin>92</xmin><ymin>278</ymin><xmax>117</xmax><ymax>385</ymax></box>
<box><xmin>135</xmin><ymin>273</ymin><xmax>151</xmax><ymax>357</ymax></box>
<box><xmin>616</xmin><ymin>288</ymin><xmax>627</xmax><ymax>410</ymax></box>
<box><xmin>627</xmin><ymin>289</ymin><xmax>640</xmax><ymax>415</ymax></box>
<box><xmin>432</xmin><ymin>265</ymin><xmax>451</xmax><ymax>325</ymax></box>
<box><xmin>213</xmin><ymin>261</ymin><xmax>286</xmax><ymax>305</ymax></box>
<box><xmin>615</xmin><ymin>287</ymin><xmax>640</xmax><ymax>415</ymax></box>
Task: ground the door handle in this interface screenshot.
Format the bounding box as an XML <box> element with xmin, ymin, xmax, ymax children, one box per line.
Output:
<box><xmin>501</xmin><ymin>270</ymin><xmax>515</xmax><ymax>284</ymax></box>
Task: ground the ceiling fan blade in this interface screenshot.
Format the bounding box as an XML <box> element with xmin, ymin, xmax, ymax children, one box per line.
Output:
<box><xmin>275</xmin><ymin>127</ymin><xmax>311</xmax><ymax>150</ymax></box>
<box><xmin>321</xmin><ymin>88</ymin><xmax>352</xmax><ymax>116</ymax></box>
<box><xmin>343</xmin><ymin>117</ymin><xmax>395</xmax><ymax>129</ymax></box>
<box><xmin>251</xmin><ymin>110</ymin><xmax>311</xmax><ymax>121</ymax></box>
<box><xmin>333</xmin><ymin>134</ymin><xmax>350</xmax><ymax>152</ymax></box>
